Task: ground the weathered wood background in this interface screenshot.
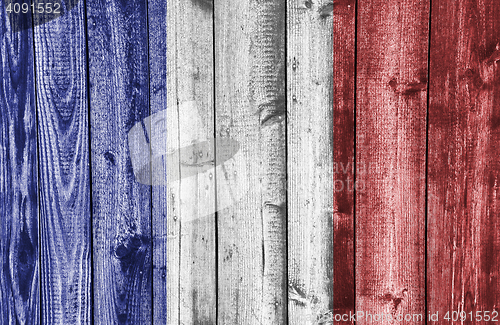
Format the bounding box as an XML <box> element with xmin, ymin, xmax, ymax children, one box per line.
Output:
<box><xmin>0</xmin><ymin>0</ymin><xmax>499</xmax><ymax>324</ymax></box>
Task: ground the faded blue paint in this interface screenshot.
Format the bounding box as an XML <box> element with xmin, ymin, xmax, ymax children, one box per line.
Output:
<box><xmin>0</xmin><ymin>4</ymin><xmax>39</xmax><ymax>324</ymax></box>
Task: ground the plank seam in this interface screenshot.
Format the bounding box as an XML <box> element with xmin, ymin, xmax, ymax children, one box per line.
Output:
<box><xmin>212</xmin><ymin>2</ymin><xmax>219</xmax><ymax>324</ymax></box>
<box><xmin>353</xmin><ymin>0</ymin><xmax>358</xmax><ymax>322</ymax></box>
<box><xmin>144</xmin><ymin>0</ymin><xmax>154</xmax><ymax>321</ymax></box>
<box><xmin>425</xmin><ymin>0</ymin><xmax>432</xmax><ymax>323</ymax></box>
<box><xmin>284</xmin><ymin>1</ymin><xmax>289</xmax><ymax>323</ymax></box>
<box><xmin>29</xmin><ymin>5</ymin><xmax>43</xmax><ymax>324</ymax></box>
<box><xmin>81</xmin><ymin>0</ymin><xmax>95</xmax><ymax>323</ymax></box>
<box><xmin>173</xmin><ymin>0</ymin><xmax>182</xmax><ymax>321</ymax></box>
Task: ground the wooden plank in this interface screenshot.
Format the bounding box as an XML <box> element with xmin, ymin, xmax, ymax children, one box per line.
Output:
<box><xmin>148</xmin><ymin>0</ymin><xmax>216</xmax><ymax>321</ymax></box>
<box><xmin>86</xmin><ymin>0</ymin><xmax>152</xmax><ymax>322</ymax></box>
<box><xmin>333</xmin><ymin>0</ymin><xmax>356</xmax><ymax>321</ymax></box>
<box><xmin>286</xmin><ymin>0</ymin><xmax>334</xmax><ymax>324</ymax></box>
<box><xmin>147</xmin><ymin>0</ymin><xmax>180</xmax><ymax>323</ymax></box>
<box><xmin>428</xmin><ymin>0</ymin><xmax>500</xmax><ymax>319</ymax></box>
<box><xmin>33</xmin><ymin>0</ymin><xmax>92</xmax><ymax>323</ymax></box>
<box><xmin>215</xmin><ymin>0</ymin><xmax>287</xmax><ymax>323</ymax></box>
<box><xmin>355</xmin><ymin>0</ymin><xmax>429</xmax><ymax>323</ymax></box>
<box><xmin>174</xmin><ymin>0</ymin><xmax>216</xmax><ymax>323</ymax></box>
<box><xmin>0</xmin><ymin>7</ymin><xmax>39</xmax><ymax>325</ymax></box>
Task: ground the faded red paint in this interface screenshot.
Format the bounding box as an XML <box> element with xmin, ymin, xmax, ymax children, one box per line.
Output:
<box><xmin>428</xmin><ymin>0</ymin><xmax>500</xmax><ymax>321</ymax></box>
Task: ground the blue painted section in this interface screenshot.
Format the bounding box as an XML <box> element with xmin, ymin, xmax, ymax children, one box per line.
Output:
<box><xmin>0</xmin><ymin>4</ymin><xmax>39</xmax><ymax>324</ymax></box>
<box><xmin>86</xmin><ymin>0</ymin><xmax>152</xmax><ymax>321</ymax></box>
<box><xmin>32</xmin><ymin>0</ymin><xmax>92</xmax><ymax>322</ymax></box>
<box><xmin>146</xmin><ymin>0</ymin><xmax>169</xmax><ymax>320</ymax></box>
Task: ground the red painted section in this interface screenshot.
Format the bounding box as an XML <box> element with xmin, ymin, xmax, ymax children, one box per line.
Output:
<box><xmin>333</xmin><ymin>0</ymin><xmax>356</xmax><ymax>322</ymax></box>
<box><xmin>428</xmin><ymin>0</ymin><xmax>500</xmax><ymax>321</ymax></box>
<box><xmin>355</xmin><ymin>0</ymin><xmax>429</xmax><ymax>323</ymax></box>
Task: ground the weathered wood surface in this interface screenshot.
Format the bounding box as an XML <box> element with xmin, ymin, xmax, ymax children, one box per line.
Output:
<box><xmin>333</xmin><ymin>0</ymin><xmax>355</xmax><ymax>322</ymax></box>
<box><xmin>148</xmin><ymin>0</ymin><xmax>217</xmax><ymax>321</ymax></box>
<box><xmin>147</xmin><ymin>0</ymin><xmax>180</xmax><ymax>322</ymax></box>
<box><xmin>287</xmin><ymin>0</ymin><xmax>334</xmax><ymax>324</ymax></box>
<box><xmin>0</xmin><ymin>7</ymin><xmax>39</xmax><ymax>325</ymax></box>
<box><xmin>33</xmin><ymin>0</ymin><xmax>92</xmax><ymax>322</ymax></box>
<box><xmin>215</xmin><ymin>0</ymin><xmax>287</xmax><ymax>323</ymax></box>
<box><xmin>173</xmin><ymin>0</ymin><xmax>217</xmax><ymax>323</ymax></box>
<box><xmin>356</xmin><ymin>0</ymin><xmax>429</xmax><ymax>323</ymax></box>
<box><xmin>428</xmin><ymin>0</ymin><xmax>500</xmax><ymax>319</ymax></box>
<box><xmin>86</xmin><ymin>0</ymin><xmax>152</xmax><ymax>322</ymax></box>
<box><xmin>5</xmin><ymin>0</ymin><xmax>500</xmax><ymax>323</ymax></box>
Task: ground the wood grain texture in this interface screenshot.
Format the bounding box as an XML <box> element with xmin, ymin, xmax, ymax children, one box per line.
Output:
<box><xmin>148</xmin><ymin>0</ymin><xmax>180</xmax><ymax>322</ymax></box>
<box><xmin>86</xmin><ymin>0</ymin><xmax>152</xmax><ymax>322</ymax></box>
<box><xmin>333</xmin><ymin>0</ymin><xmax>355</xmax><ymax>322</ymax></box>
<box><xmin>148</xmin><ymin>0</ymin><xmax>216</xmax><ymax>321</ymax></box>
<box><xmin>174</xmin><ymin>0</ymin><xmax>216</xmax><ymax>323</ymax></box>
<box><xmin>428</xmin><ymin>0</ymin><xmax>500</xmax><ymax>319</ymax></box>
<box><xmin>287</xmin><ymin>0</ymin><xmax>334</xmax><ymax>324</ymax></box>
<box><xmin>5</xmin><ymin>2</ymin><xmax>500</xmax><ymax>322</ymax></box>
<box><xmin>33</xmin><ymin>0</ymin><xmax>92</xmax><ymax>322</ymax></box>
<box><xmin>0</xmin><ymin>7</ymin><xmax>39</xmax><ymax>325</ymax></box>
<box><xmin>215</xmin><ymin>0</ymin><xmax>287</xmax><ymax>323</ymax></box>
<box><xmin>356</xmin><ymin>0</ymin><xmax>428</xmax><ymax>323</ymax></box>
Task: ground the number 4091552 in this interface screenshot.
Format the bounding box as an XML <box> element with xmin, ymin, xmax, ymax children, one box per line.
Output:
<box><xmin>443</xmin><ymin>311</ymin><xmax>499</xmax><ymax>322</ymax></box>
<box><xmin>6</xmin><ymin>2</ymin><xmax>61</xmax><ymax>14</ymax></box>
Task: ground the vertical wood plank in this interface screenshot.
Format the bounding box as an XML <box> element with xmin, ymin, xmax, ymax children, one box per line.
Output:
<box><xmin>86</xmin><ymin>0</ymin><xmax>152</xmax><ymax>322</ymax></box>
<box><xmin>175</xmin><ymin>0</ymin><xmax>216</xmax><ymax>323</ymax></box>
<box><xmin>428</xmin><ymin>0</ymin><xmax>500</xmax><ymax>318</ymax></box>
<box><xmin>333</xmin><ymin>0</ymin><xmax>356</xmax><ymax>321</ymax></box>
<box><xmin>287</xmin><ymin>0</ymin><xmax>334</xmax><ymax>323</ymax></box>
<box><xmin>33</xmin><ymin>0</ymin><xmax>92</xmax><ymax>322</ymax></box>
<box><xmin>215</xmin><ymin>0</ymin><xmax>287</xmax><ymax>323</ymax></box>
<box><xmin>148</xmin><ymin>0</ymin><xmax>180</xmax><ymax>322</ymax></box>
<box><xmin>0</xmin><ymin>7</ymin><xmax>39</xmax><ymax>325</ymax></box>
<box><xmin>148</xmin><ymin>0</ymin><xmax>217</xmax><ymax>322</ymax></box>
<box><xmin>356</xmin><ymin>0</ymin><xmax>429</xmax><ymax>323</ymax></box>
